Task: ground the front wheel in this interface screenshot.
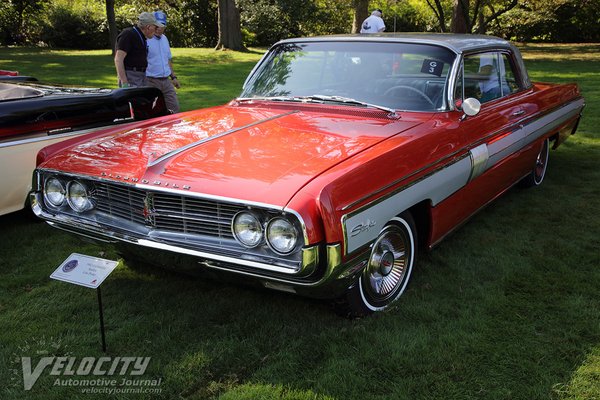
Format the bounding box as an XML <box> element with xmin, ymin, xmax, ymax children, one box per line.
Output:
<box><xmin>339</xmin><ymin>213</ymin><xmax>417</xmax><ymax>317</ymax></box>
<box><xmin>519</xmin><ymin>138</ymin><xmax>550</xmax><ymax>188</ymax></box>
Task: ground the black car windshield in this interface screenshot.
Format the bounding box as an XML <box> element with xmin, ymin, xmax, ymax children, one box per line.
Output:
<box><xmin>240</xmin><ymin>41</ymin><xmax>456</xmax><ymax>112</ymax></box>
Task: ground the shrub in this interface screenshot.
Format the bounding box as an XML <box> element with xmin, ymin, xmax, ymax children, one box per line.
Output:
<box><xmin>41</xmin><ymin>3</ymin><xmax>108</xmax><ymax>49</ymax></box>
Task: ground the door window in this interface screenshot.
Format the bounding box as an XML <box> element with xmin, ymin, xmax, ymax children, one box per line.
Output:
<box><xmin>458</xmin><ymin>52</ymin><xmax>520</xmax><ymax>104</ymax></box>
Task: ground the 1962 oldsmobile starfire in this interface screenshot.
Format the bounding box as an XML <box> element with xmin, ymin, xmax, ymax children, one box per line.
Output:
<box><xmin>30</xmin><ymin>34</ymin><xmax>584</xmax><ymax>316</ymax></box>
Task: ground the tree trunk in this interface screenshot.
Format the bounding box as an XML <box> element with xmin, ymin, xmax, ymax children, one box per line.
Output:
<box><xmin>450</xmin><ymin>0</ymin><xmax>470</xmax><ymax>33</ymax></box>
<box><xmin>478</xmin><ymin>0</ymin><xmax>519</xmax><ymax>34</ymax></box>
<box><xmin>15</xmin><ymin>1</ymin><xmax>25</xmax><ymax>44</ymax></box>
<box><xmin>215</xmin><ymin>0</ymin><xmax>247</xmax><ymax>51</ymax></box>
<box><xmin>425</xmin><ymin>0</ymin><xmax>447</xmax><ymax>32</ymax></box>
<box><xmin>352</xmin><ymin>0</ymin><xmax>369</xmax><ymax>34</ymax></box>
<box><xmin>106</xmin><ymin>0</ymin><xmax>117</xmax><ymax>55</ymax></box>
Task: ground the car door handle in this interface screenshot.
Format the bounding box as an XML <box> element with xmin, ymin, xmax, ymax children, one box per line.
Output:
<box><xmin>512</xmin><ymin>110</ymin><xmax>526</xmax><ymax>117</ymax></box>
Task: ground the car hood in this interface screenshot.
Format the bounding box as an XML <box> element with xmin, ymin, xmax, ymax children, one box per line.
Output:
<box><xmin>41</xmin><ymin>104</ymin><xmax>424</xmax><ymax>206</ymax></box>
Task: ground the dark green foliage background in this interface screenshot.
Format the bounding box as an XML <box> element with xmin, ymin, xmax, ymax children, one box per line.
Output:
<box><xmin>0</xmin><ymin>0</ymin><xmax>599</xmax><ymax>48</ymax></box>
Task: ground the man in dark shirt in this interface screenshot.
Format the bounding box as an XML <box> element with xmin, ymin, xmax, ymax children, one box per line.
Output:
<box><xmin>114</xmin><ymin>12</ymin><xmax>164</xmax><ymax>88</ymax></box>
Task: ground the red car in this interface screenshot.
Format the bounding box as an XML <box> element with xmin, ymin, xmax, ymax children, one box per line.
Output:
<box><xmin>30</xmin><ymin>34</ymin><xmax>584</xmax><ymax>316</ymax></box>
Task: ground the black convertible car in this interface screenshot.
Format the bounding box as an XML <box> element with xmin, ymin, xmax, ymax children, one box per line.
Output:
<box><xmin>0</xmin><ymin>80</ymin><xmax>169</xmax><ymax>215</ymax></box>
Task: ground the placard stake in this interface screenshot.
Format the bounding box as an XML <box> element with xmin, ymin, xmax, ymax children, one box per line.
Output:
<box><xmin>97</xmin><ymin>287</ymin><xmax>107</xmax><ymax>353</ymax></box>
<box><xmin>51</xmin><ymin>253</ymin><xmax>119</xmax><ymax>353</ymax></box>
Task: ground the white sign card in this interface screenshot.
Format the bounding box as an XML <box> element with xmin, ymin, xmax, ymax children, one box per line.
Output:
<box><xmin>50</xmin><ymin>253</ymin><xmax>119</xmax><ymax>289</ymax></box>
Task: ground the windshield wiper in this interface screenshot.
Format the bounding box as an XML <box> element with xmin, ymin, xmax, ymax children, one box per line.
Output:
<box><xmin>297</xmin><ymin>95</ymin><xmax>398</xmax><ymax>116</ymax></box>
<box><xmin>236</xmin><ymin>95</ymin><xmax>398</xmax><ymax>117</ymax></box>
<box><xmin>236</xmin><ymin>96</ymin><xmax>298</xmax><ymax>102</ymax></box>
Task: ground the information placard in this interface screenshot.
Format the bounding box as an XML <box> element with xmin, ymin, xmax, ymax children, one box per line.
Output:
<box><xmin>50</xmin><ymin>253</ymin><xmax>119</xmax><ymax>289</ymax></box>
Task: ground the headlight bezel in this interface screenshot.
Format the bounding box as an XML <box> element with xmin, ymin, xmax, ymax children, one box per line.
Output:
<box><xmin>43</xmin><ymin>177</ymin><xmax>66</xmax><ymax>208</ymax></box>
<box><xmin>66</xmin><ymin>180</ymin><xmax>95</xmax><ymax>213</ymax></box>
<box><xmin>41</xmin><ymin>174</ymin><xmax>96</xmax><ymax>213</ymax></box>
<box><xmin>231</xmin><ymin>210</ymin><xmax>265</xmax><ymax>248</ymax></box>
<box><xmin>231</xmin><ymin>210</ymin><xmax>303</xmax><ymax>256</ymax></box>
<box><xmin>266</xmin><ymin>216</ymin><xmax>300</xmax><ymax>255</ymax></box>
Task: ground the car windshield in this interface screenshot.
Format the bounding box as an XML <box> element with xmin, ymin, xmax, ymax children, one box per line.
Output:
<box><xmin>240</xmin><ymin>41</ymin><xmax>456</xmax><ymax>112</ymax></box>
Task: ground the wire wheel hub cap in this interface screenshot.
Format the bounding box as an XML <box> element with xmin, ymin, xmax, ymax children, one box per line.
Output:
<box><xmin>364</xmin><ymin>225</ymin><xmax>411</xmax><ymax>300</ymax></box>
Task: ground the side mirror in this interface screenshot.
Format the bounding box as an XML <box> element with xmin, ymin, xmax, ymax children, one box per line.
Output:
<box><xmin>461</xmin><ymin>97</ymin><xmax>481</xmax><ymax>118</ymax></box>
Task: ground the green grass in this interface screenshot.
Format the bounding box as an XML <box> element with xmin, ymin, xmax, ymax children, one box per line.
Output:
<box><xmin>0</xmin><ymin>47</ymin><xmax>265</xmax><ymax>110</ymax></box>
<box><xmin>1</xmin><ymin>44</ymin><xmax>599</xmax><ymax>399</ymax></box>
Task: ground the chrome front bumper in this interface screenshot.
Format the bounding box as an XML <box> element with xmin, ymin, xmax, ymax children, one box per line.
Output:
<box><xmin>30</xmin><ymin>191</ymin><xmax>369</xmax><ymax>299</ymax></box>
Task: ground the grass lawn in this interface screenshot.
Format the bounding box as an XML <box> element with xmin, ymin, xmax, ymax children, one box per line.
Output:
<box><xmin>0</xmin><ymin>47</ymin><xmax>265</xmax><ymax>110</ymax></box>
<box><xmin>0</xmin><ymin>44</ymin><xmax>599</xmax><ymax>400</ymax></box>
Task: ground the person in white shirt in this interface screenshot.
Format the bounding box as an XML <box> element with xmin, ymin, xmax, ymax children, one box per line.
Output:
<box><xmin>146</xmin><ymin>11</ymin><xmax>180</xmax><ymax>113</ymax></box>
<box><xmin>360</xmin><ymin>9</ymin><xmax>386</xmax><ymax>33</ymax></box>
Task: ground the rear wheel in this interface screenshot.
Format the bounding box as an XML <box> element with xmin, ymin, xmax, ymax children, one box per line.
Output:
<box><xmin>340</xmin><ymin>213</ymin><xmax>417</xmax><ymax>317</ymax></box>
<box><xmin>520</xmin><ymin>138</ymin><xmax>550</xmax><ymax>188</ymax></box>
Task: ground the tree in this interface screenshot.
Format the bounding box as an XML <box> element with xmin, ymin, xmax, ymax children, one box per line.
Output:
<box><xmin>425</xmin><ymin>0</ymin><xmax>519</xmax><ymax>33</ymax></box>
<box><xmin>425</xmin><ymin>0</ymin><xmax>447</xmax><ymax>32</ymax></box>
<box><xmin>352</xmin><ymin>0</ymin><xmax>369</xmax><ymax>33</ymax></box>
<box><xmin>473</xmin><ymin>0</ymin><xmax>518</xmax><ymax>33</ymax></box>
<box><xmin>6</xmin><ymin>0</ymin><xmax>48</xmax><ymax>43</ymax></box>
<box><xmin>215</xmin><ymin>0</ymin><xmax>247</xmax><ymax>51</ymax></box>
<box><xmin>450</xmin><ymin>0</ymin><xmax>468</xmax><ymax>33</ymax></box>
<box><xmin>105</xmin><ymin>0</ymin><xmax>117</xmax><ymax>54</ymax></box>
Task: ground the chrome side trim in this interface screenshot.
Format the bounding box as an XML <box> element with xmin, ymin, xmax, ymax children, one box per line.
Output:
<box><xmin>469</xmin><ymin>143</ymin><xmax>489</xmax><ymax>182</ymax></box>
<box><xmin>341</xmin><ymin>152</ymin><xmax>469</xmax><ymax>212</ymax></box>
<box><xmin>340</xmin><ymin>97</ymin><xmax>584</xmax><ymax>256</ymax></box>
<box><xmin>342</xmin><ymin>97</ymin><xmax>584</xmax><ymax>213</ymax></box>
<box><xmin>471</xmin><ymin>97</ymin><xmax>585</xmax><ymax>155</ymax></box>
<box><xmin>343</xmin><ymin>155</ymin><xmax>472</xmax><ymax>254</ymax></box>
<box><xmin>486</xmin><ymin>98</ymin><xmax>584</xmax><ymax>168</ymax></box>
<box><xmin>147</xmin><ymin>110</ymin><xmax>298</xmax><ymax>168</ymax></box>
<box><xmin>0</xmin><ymin>122</ymin><xmax>137</xmax><ymax>148</ymax></box>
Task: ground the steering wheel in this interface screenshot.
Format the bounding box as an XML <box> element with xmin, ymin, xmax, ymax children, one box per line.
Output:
<box><xmin>383</xmin><ymin>85</ymin><xmax>435</xmax><ymax>108</ymax></box>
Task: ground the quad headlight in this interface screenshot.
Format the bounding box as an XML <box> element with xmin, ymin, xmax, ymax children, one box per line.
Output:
<box><xmin>232</xmin><ymin>211</ymin><xmax>264</xmax><ymax>248</ymax></box>
<box><xmin>266</xmin><ymin>217</ymin><xmax>298</xmax><ymax>255</ymax></box>
<box><xmin>44</xmin><ymin>177</ymin><xmax>66</xmax><ymax>207</ymax></box>
<box><xmin>232</xmin><ymin>211</ymin><xmax>301</xmax><ymax>255</ymax></box>
<box><xmin>66</xmin><ymin>180</ymin><xmax>94</xmax><ymax>212</ymax></box>
<box><xmin>42</xmin><ymin>176</ymin><xmax>95</xmax><ymax>213</ymax></box>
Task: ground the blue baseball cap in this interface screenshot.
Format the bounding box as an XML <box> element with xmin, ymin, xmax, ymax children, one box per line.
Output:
<box><xmin>154</xmin><ymin>11</ymin><xmax>167</xmax><ymax>26</ymax></box>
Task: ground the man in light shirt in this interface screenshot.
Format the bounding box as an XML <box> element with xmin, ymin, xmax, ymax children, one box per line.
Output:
<box><xmin>146</xmin><ymin>11</ymin><xmax>180</xmax><ymax>113</ymax></box>
<box><xmin>360</xmin><ymin>9</ymin><xmax>386</xmax><ymax>33</ymax></box>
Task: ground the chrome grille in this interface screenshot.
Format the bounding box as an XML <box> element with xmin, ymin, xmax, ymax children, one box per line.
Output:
<box><xmin>153</xmin><ymin>194</ymin><xmax>240</xmax><ymax>239</ymax></box>
<box><xmin>95</xmin><ymin>183</ymin><xmax>146</xmax><ymax>225</ymax></box>
<box><xmin>38</xmin><ymin>172</ymin><xmax>306</xmax><ymax>274</ymax></box>
<box><xmin>93</xmin><ymin>181</ymin><xmax>244</xmax><ymax>240</ymax></box>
